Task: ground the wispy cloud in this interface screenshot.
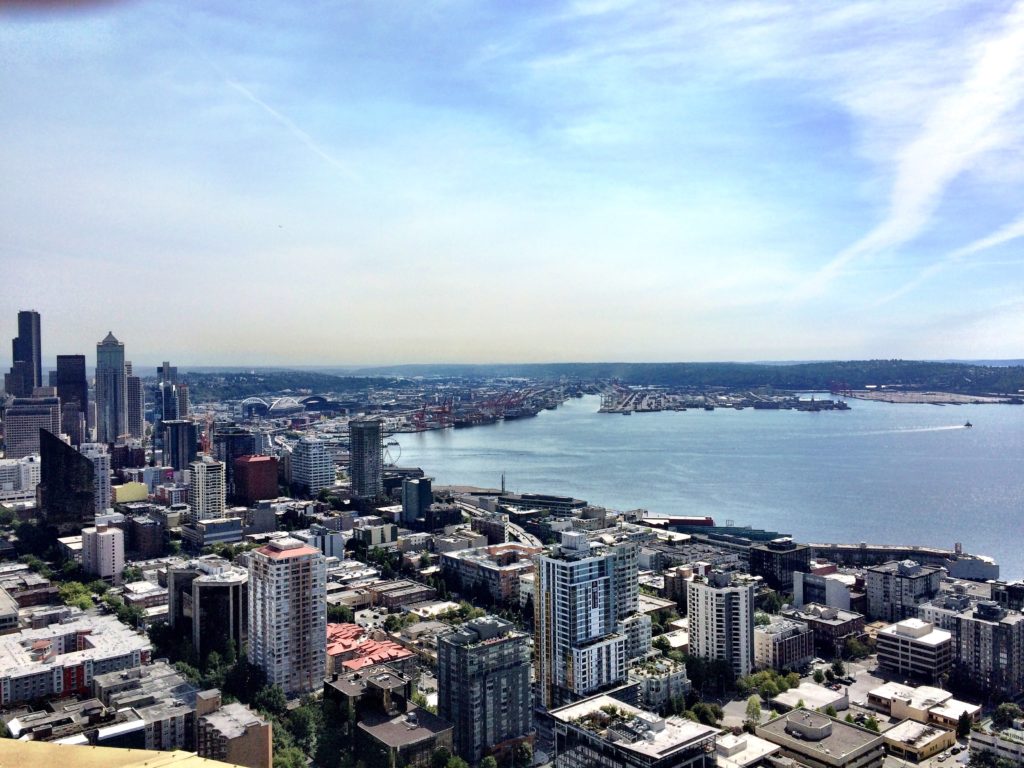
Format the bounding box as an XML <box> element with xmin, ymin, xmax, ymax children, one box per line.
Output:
<box><xmin>794</xmin><ymin>1</ymin><xmax>1024</xmax><ymax>298</ymax></box>
<box><xmin>877</xmin><ymin>211</ymin><xmax>1024</xmax><ymax>305</ymax></box>
<box><xmin>223</xmin><ymin>78</ymin><xmax>360</xmax><ymax>182</ymax></box>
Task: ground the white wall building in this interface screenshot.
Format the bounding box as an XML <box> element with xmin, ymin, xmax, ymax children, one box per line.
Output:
<box><xmin>0</xmin><ymin>454</ymin><xmax>41</xmax><ymax>503</ymax></box>
<box><xmin>248</xmin><ymin>537</ymin><xmax>327</xmax><ymax>696</ymax></box>
<box><xmin>687</xmin><ymin>570</ymin><xmax>756</xmax><ymax>678</ymax></box>
<box><xmin>79</xmin><ymin>443</ymin><xmax>112</xmax><ymax>513</ymax></box>
<box><xmin>188</xmin><ymin>456</ymin><xmax>226</xmax><ymax>523</ymax></box>
<box><xmin>82</xmin><ymin>522</ymin><xmax>125</xmax><ymax>584</ymax></box>
<box><xmin>291</xmin><ymin>436</ymin><xmax>334</xmax><ymax>496</ymax></box>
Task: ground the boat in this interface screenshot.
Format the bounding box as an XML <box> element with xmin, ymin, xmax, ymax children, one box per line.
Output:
<box><xmin>964</xmin><ymin>421</ymin><xmax>973</xmax><ymax>428</ymax></box>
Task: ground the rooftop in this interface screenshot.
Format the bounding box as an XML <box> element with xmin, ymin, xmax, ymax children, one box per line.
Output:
<box><xmin>357</xmin><ymin>706</ymin><xmax>452</xmax><ymax>749</ymax></box>
<box><xmin>0</xmin><ymin>615</ymin><xmax>150</xmax><ymax>679</ymax></box>
<box><xmin>758</xmin><ymin>710</ymin><xmax>882</xmax><ymax>760</ymax></box>
<box><xmin>200</xmin><ymin>702</ymin><xmax>268</xmax><ymax>739</ymax></box>
<box><xmin>884</xmin><ymin>719</ymin><xmax>951</xmax><ymax>749</ymax></box>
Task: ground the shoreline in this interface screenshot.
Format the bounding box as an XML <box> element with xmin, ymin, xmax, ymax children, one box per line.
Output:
<box><xmin>846</xmin><ymin>390</ymin><xmax>1019</xmax><ymax>405</ymax></box>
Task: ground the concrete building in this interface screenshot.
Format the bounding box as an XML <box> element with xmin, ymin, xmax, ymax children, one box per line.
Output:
<box><xmin>534</xmin><ymin>531</ymin><xmax>633</xmax><ymax>708</ymax></box>
<box><xmin>297</xmin><ymin>523</ymin><xmax>346</xmax><ymax>560</ymax></box>
<box><xmin>291</xmin><ymin>436</ymin><xmax>334</xmax><ymax>496</ymax></box>
<box><xmin>233</xmin><ymin>455</ymin><xmax>279</xmax><ymax>506</ymax></box>
<box><xmin>181</xmin><ymin>517</ymin><xmax>244</xmax><ymax>551</ymax></box>
<box><xmin>3</xmin><ymin>397</ymin><xmax>60</xmax><ymax>458</ymax></box>
<box><xmin>749</xmin><ymin>538</ymin><xmax>811</xmax><ymax>591</ymax></box>
<box><xmin>756</xmin><ymin>710</ymin><xmax>885</xmax><ymax>768</ymax></box>
<box><xmin>754</xmin><ymin>616</ymin><xmax>815</xmax><ymax>671</ymax></box>
<box><xmin>4</xmin><ymin>310</ymin><xmax>41</xmax><ymax>397</ymax></box>
<box><xmin>550</xmin><ymin>693</ymin><xmax>720</xmax><ymax>768</ymax></box>
<box><xmin>865</xmin><ymin>560</ymin><xmax>944</xmax><ymax>623</ymax></box>
<box><xmin>92</xmin><ymin>661</ymin><xmax>197</xmax><ymax>751</ymax></box>
<box><xmin>955</xmin><ymin>600</ymin><xmax>1024</xmax><ymax>698</ymax></box>
<box><xmin>882</xmin><ymin>720</ymin><xmax>955</xmax><ymax>763</ymax></box>
<box><xmin>780</xmin><ymin>603</ymin><xmax>866</xmax><ymax>657</ymax></box>
<box><xmin>188</xmin><ymin>456</ymin><xmax>226</xmax><ymax>523</ymax></box>
<box><xmin>82</xmin><ymin>522</ymin><xmax>125</xmax><ymax>584</ymax></box>
<box><xmin>354</xmin><ymin>522</ymin><xmax>397</xmax><ymax>547</ymax></box>
<box><xmin>168</xmin><ymin>556</ymin><xmax>248</xmax><ymax>658</ymax></box>
<box><xmin>687</xmin><ymin>571</ymin><xmax>756</xmax><ymax>678</ymax></box>
<box><xmin>876</xmin><ymin>618</ymin><xmax>953</xmax><ymax>684</ymax></box>
<box><xmin>794</xmin><ymin>570</ymin><xmax>855</xmax><ymax>611</ymax></box>
<box><xmin>438</xmin><ymin>615</ymin><xmax>532</xmax><ymax>764</ymax></box>
<box><xmin>0</xmin><ymin>614</ymin><xmax>150</xmax><ymax>706</ymax></box>
<box><xmin>248</xmin><ymin>537</ymin><xmax>327</xmax><ymax>695</ymax></box>
<box><xmin>95</xmin><ymin>332</ymin><xmax>127</xmax><ymax>444</ymax></box>
<box><xmin>349</xmin><ymin>419</ymin><xmax>383</xmax><ymax>499</ymax></box>
<box><xmin>0</xmin><ymin>454</ymin><xmax>41</xmax><ymax>503</ymax></box>
<box><xmin>628</xmin><ymin>657</ymin><xmax>691</xmax><ymax>712</ymax></box>
<box><xmin>79</xmin><ymin>443</ymin><xmax>112</xmax><ymax>513</ymax></box>
<box><xmin>440</xmin><ymin>543</ymin><xmax>541</xmax><ymax>605</ymax></box>
<box><xmin>196</xmin><ymin>690</ymin><xmax>272</xmax><ymax>768</ymax></box>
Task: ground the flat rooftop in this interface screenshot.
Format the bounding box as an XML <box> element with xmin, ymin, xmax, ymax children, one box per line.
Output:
<box><xmin>773</xmin><ymin>682</ymin><xmax>847</xmax><ymax>712</ymax></box>
<box><xmin>884</xmin><ymin>720</ymin><xmax>950</xmax><ymax>749</ymax></box>
<box><xmin>758</xmin><ymin>710</ymin><xmax>882</xmax><ymax>761</ymax></box>
<box><xmin>357</xmin><ymin>706</ymin><xmax>452</xmax><ymax>748</ymax></box>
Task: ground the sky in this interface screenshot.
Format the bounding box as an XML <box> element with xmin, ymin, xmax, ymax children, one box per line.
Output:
<box><xmin>2</xmin><ymin>0</ymin><xmax>1024</xmax><ymax>367</ymax></box>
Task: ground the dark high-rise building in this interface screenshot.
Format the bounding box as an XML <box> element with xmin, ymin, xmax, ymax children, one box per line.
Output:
<box><xmin>4</xmin><ymin>310</ymin><xmax>41</xmax><ymax>397</ymax></box>
<box><xmin>168</xmin><ymin>556</ymin><xmax>248</xmax><ymax>658</ymax></box>
<box><xmin>37</xmin><ymin>428</ymin><xmax>95</xmax><ymax>530</ymax></box>
<box><xmin>125</xmin><ymin>361</ymin><xmax>144</xmax><ymax>440</ymax></box>
<box><xmin>95</xmin><ymin>332</ymin><xmax>126</xmax><ymax>444</ymax></box>
<box><xmin>159</xmin><ymin>381</ymin><xmax>180</xmax><ymax>422</ymax></box>
<box><xmin>401</xmin><ymin>476</ymin><xmax>433</xmax><ymax>526</ymax></box>
<box><xmin>157</xmin><ymin>361</ymin><xmax>178</xmax><ymax>384</ymax></box>
<box><xmin>749</xmin><ymin>538</ymin><xmax>811</xmax><ymax>591</ymax></box>
<box><xmin>163</xmin><ymin>420</ymin><xmax>199</xmax><ymax>471</ymax></box>
<box><xmin>55</xmin><ymin>355</ymin><xmax>88</xmax><ymax>445</ymax></box>
<box><xmin>349</xmin><ymin>419</ymin><xmax>383</xmax><ymax>499</ymax></box>
<box><xmin>212</xmin><ymin>424</ymin><xmax>256</xmax><ymax>497</ymax></box>
<box><xmin>438</xmin><ymin>616</ymin><xmax>533</xmax><ymax>765</ymax></box>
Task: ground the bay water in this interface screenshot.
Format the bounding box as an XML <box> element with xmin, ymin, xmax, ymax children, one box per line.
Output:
<box><xmin>399</xmin><ymin>395</ymin><xmax>1024</xmax><ymax>579</ymax></box>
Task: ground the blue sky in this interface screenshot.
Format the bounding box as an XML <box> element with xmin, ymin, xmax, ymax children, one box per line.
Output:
<box><xmin>2</xmin><ymin>0</ymin><xmax>1023</xmax><ymax>366</ymax></box>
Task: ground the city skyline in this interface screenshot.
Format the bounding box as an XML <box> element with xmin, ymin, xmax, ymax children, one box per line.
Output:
<box><xmin>3</xmin><ymin>1</ymin><xmax>1024</xmax><ymax>365</ymax></box>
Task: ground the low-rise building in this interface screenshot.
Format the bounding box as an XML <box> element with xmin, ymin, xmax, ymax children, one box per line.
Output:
<box><xmin>756</xmin><ymin>710</ymin><xmax>885</xmax><ymax>768</ymax></box>
<box><xmin>92</xmin><ymin>661</ymin><xmax>196</xmax><ymax>751</ymax></box>
<box><xmin>357</xmin><ymin>707</ymin><xmax>454</xmax><ymax>768</ymax></box>
<box><xmin>882</xmin><ymin>720</ymin><xmax>955</xmax><ymax>763</ymax></box>
<box><xmin>196</xmin><ymin>690</ymin><xmax>272</xmax><ymax>768</ymax></box>
<box><xmin>772</xmin><ymin>682</ymin><xmax>849</xmax><ymax>714</ymax></box>
<box><xmin>180</xmin><ymin>517</ymin><xmax>244</xmax><ymax>550</ymax></box>
<box><xmin>0</xmin><ymin>615</ymin><xmax>150</xmax><ymax>706</ymax></box>
<box><xmin>440</xmin><ymin>543</ymin><xmax>541</xmax><ymax>604</ymax></box>
<box><xmin>715</xmin><ymin>732</ymin><xmax>780</xmax><ymax>768</ymax></box>
<box><xmin>970</xmin><ymin>723</ymin><xmax>1024</xmax><ymax>765</ymax></box>
<box><xmin>368</xmin><ymin>579</ymin><xmax>437</xmax><ymax>610</ymax></box>
<box><xmin>754</xmin><ymin>617</ymin><xmax>814</xmax><ymax>671</ymax></box>
<box><xmin>780</xmin><ymin>603</ymin><xmax>866</xmax><ymax>657</ymax></box>
<box><xmin>550</xmin><ymin>693</ymin><xmax>719</xmax><ymax>768</ymax></box>
<box><xmin>875</xmin><ymin>618</ymin><xmax>953</xmax><ymax>683</ymax></box>
<box><xmin>628</xmin><ymin>657</ymin><xmax>690</xmax><ymax>712</ymax></box>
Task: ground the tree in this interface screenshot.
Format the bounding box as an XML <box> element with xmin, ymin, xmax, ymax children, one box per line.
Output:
<box><xmin>831</xmin><ymin>658</ymin><xmax>845</xmax><ymax>676</ymax></box>
<box><xmin>274</xmin><ymin>747</ymin><xmax>307</xmax><ymax>768</ymax></box>
<box><xmin>513</xmin><ymin>743</ymin><xmax>533</xmax><ymax>768</ymax></box>
<box><xmin>431</xmin><ymin>748</ymin><xmax>451</xmax><ymax>768</ymax></box>
<box><xmin>252</xmin><ymin>684</ymin><xmax>288</xmax><ymax>718</ymax></box>
<box><xmin>845</xmin><ymin>713</ymin><xmax>855</xmax><ymax>723</ymax></box>
<box><xmin>446</xmin><ymin>758</ymin><xmax>469</xmax><ymax>768</ymax></box>
<box><xmin>957</xmin><ymin>710</ymin><xmax>973</xmax><ymax>738</ymax></box>
<box><xmin>745</xmin><ymin>695</ymin><xmax>762</xmax><ymax>727</ymax></box>
<box><xmin>121</xmin><ymin>565</ymin><xmax>143</xmax><ymax>583</ymax></box>
<box><xmin>813</xmin><ymin>669</ymin><xmax>825</xmax><ymax>684</ymax></box>
<box><xmin>994</xmin><ymin>703</ymin><xmax>1024</xmax><ymax>729</ymax></box>
<box><xmin>864</xmin><ymin>715</ymin><xmax>880</xmax><ymax>732</ymax></box>
<box><xmin>327</xmin><ymin>603</ymin><xmax>355</xmax><ymax>624</ymax></box>
<box><xmin>824</xmin><ymin>705</ymin><xmax>837</xmax><ymax>718</ymax></box>
<box><xmin>479</xmin><ymin>758</ymin><xmax>498</xmax><ymax>768</ymax></box>
<box><xmin>824</xmin><ymin>669</ymin><xmax>835</xmax><ymax>682</ymax></box>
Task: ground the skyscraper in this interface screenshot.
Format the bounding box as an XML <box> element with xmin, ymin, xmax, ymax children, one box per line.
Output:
<box><xmin>95</xmin><ymin>332</ymin><xmax>126</xmax><ymax>444</ymax></box>
<box><xmin>349</xmin><ymin>419</ymin><xmax>383</xmax><ymax>499</ymax></box>
<box><xmin>54</xmin><ymin>355</ymin><xmax>88</xmax><ymax>445</ymax></box>
<box><xmin>438</xmin><ymin>616</ymin><xmax>533</xmax><ymax>764</ymax></box>
<box><xmin>291</xmin><ymin>436</ymin><xmax>334</xmax><ymax>496</ymax></box>
<box><xmin>3</xmin><ymin>397</ymin><xmax>60</xmax><ymax>458</ymax></box>
<box><xmin>163</xmin><ymin>419</ymin><xmax>199</xmax><ymax>470</ymax></box>
<box><xmin>401</xmin><ymin>476</ymin><xmax>433</xmax><ymax>526</ymax></box>
<box><xmin>212</xmin><ymin>424</ymin><xmax>256</xmax><ymax>497</ymax></box>
<box><xmin>4</xmin><ymin>310</ymin><xmax>41</xmax><ymax>397</ymax></box>
<box><xmin>534</xmin><ymin>531</ymin><xmax>633</xmax><ymax>708</ymax></box>
<box><xmin>248</xmin><ymin>537</ymin><xmax>327</xmax><ymax>696</ymax></box>
<box><xmin>125</xmin><ymin>361</ymin><xmax>144</xmax><ymax>440</ymax></box>
<box><xmin>82</xmin><ymin>522</ymin><xmax>125</xmax><ymax>584</ymax></box>
<box><xmin>686</xmin><ymin>571</ymin><xmax>756</xmax><ymax>678</ymax></box>
<box><xmin>188</xmin><ymin>456</ymin><xmax>226</xmax><ymax>523</ymax></box>
<box><xmin>37</xmin><ymin>429</ymin><xmax>95</xmax><ymax>531</ymax></box>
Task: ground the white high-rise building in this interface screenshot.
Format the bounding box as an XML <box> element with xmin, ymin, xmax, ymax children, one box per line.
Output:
<box><xmin>687</xmin><ymin>571</ymin><xmax>756</xmax><ymax>678</ymax></box>
<box><xmin>534</xmin><ymin>530</ymin><xmax>639</xmax><ymax>708</ymax></box>
<box><xmin>79</xmin><ymin>443</ymin><xmax>112</xmax><ymax>514</ymax></box>
<box><xmin>82</xmin><ymin>522</ymin><xmax>125</xmax><ymax>584</ymax></box>
<box><xmin>248</xmin><ymin>537</ymin><xmax>326</xmax><ymax>696</ymax></box>
<box><xmin>3</xmin><ymin>397</ymin><xmax>61</xmax><ymax>458</ymax></box>
<box><xmin>0</xmin><ymin>454</ymin><xmax>41</xmax><ymax>503</ymax></box>
<box><xmin>188</xmin><ymin>456</ymin><xmax>226</xmax><ymax>523</ymax></box>
<box><xmin>291</xmin><ymin>436</ymin><xmax>334</xmax><ymax>496</ymax></box>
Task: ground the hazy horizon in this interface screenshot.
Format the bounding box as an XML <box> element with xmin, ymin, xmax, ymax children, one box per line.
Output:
<box><xmin>4</xmin><ymin>1</ymin><xmax>1024</xmax><ymax>366</ymax></box>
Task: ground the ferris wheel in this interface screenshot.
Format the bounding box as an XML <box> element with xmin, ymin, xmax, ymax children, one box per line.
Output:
<box><xmin>383</xmin><ymin>438</ymin><xmax>401</xmax><ymax>466</ymax></box>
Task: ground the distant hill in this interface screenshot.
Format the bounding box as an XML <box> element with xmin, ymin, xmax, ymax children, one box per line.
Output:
<box><xmin>349</xmin><ymin>360</ymin><xmax>1024</xmax><ymax>394</ymax></box>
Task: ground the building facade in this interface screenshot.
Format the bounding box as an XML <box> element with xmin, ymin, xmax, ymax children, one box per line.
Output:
<box><xmin>79</xmin><ymin>442</ymin><xmax>112</xmax><ymax>513</ymax></box>
<box><xmin>865</xmin><ymin>561</ymin><xmax>943</xmax><ymax>623</ymax></box>
<box><xmin>82</xmin><ymin>522</ymin><xmax>125</xmax><ymax>584</ymax></box>
<box><xmin>349</xmin><ymin>419</ymin><xmax>383</xmax><ymax>499</ymax></box>
<box><xmin>4</xmin><ymin>310</ymin><xmax>41</xmax><ymax>397</ymax></box>
<box><xmin>248</xmin><ymin>537</ymin><xmax>327</xmax><ymax>695</ymax></box>
<box><xmin>54</xmin><ymin>354</ymin><xmax>88</xmax><ymax>445</ymax></box>
<box><xmin>687</xmin><ymin>571</ymin><xmax>756</xmax><ymax>678</ymax></box>
<box><xmin>188</xmin><ymin>456</ymin><xmax>226</xmax><ymax>522</ymax></box>
<box><xmin>292</xmin><ymin>436</ymin><xmax>334</xmax><ymax>496</ymax></box>
<box><xmin>3</xmin><ymin>397</ymin><xmax>60</xmax><ymax>458</ymax></box>
<box><xmin>875</xmin><ymin>619</ymin><xmax>953</xmax><ymax>683</ymax></box>
<box><xmin>438</xmin><ymin>615</ymin><xmax>533</xmax><ymax>764</ymax></box>
<box><xmin>95</xmin><ymin>332</ymin><xmax>127</xmax><ymax>444</ymax></box>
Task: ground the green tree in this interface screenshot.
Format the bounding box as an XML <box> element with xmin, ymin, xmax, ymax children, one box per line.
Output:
<box><xmin>993</xmin><ymin>703</ymin><xmax>1023</xmax><ymax>730</ymax></box>
<box><xmin>479</xmin><ymin>758</ymin><xmax>498</xmax><ymax>768</ymax></box>
<box><xmin>327</xmin><ymin>603</ymin><xmax>355</xmax><ymax>624</ymax></box>
<box><xmin>58</xmin><ymin>581</ymin><xmax>93</xmax><ymax>610</ymax></box>
<box><xmin>864</xmin><ymin>715</ymin><xmax>880</xmax><ymax>732</ymax></box>
<box><xmin>252</xmin><ymin>684</ymin><xmax>288</xmax><ymax>718</ymax></box>
<box><xmin>446</xmin><ymin>758</ymin><xmax>469</xmax><ymax>768</ymax></box>
<box><xmin>830</xmin><ymin>658</ymin><xmax>845</xmax><ymax>676</ymax></box>
<box><xmin>430</xmin><ymin>748</ymin><xmax>452</xmax><ymax>768</ymax></box>
<box><xmin>513</xmin><ymin>741</ymin><xmax>533</xmax><ymax>768</ymax></box>
<box><xmin>824</xmin><ymin>705</ymin><xmax>838</xmax><ymax>718</ymax></box>
<box><xmin>745</xmin><ymin>695</ymin><xmax>762</xmax><ymax>726</ymax></box>
<box><xmin>845</xmin><ymin>713</ymin><xmax>855</xmax><ymax>723</ymax></box>
<box><xmin>957</xmin><ymin>710</ymin><xmax>973</xmax><ymax>738</ymax></box>
<box><xmin>813</xmin><ymin>669</ymin><xmax>825</xmax><ymax>684</ymax></box>
<box><xmin>824</xmin><ymin>669</ymin><xmax>835</xmax><ymax>682</ymax></box>
<box><xmin>121</xmin><ymin>565</ymin><xmax>143</xmax><ymax>583</ymax></box>
<box><xmin>274</xmin><ymin>747</ymin><xmax>307</xmax><ymax>768</ymax></box>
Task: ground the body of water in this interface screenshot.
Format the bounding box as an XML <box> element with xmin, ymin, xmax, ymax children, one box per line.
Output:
<box><xmin>398</xmin><ymin>395</ymin><xmax>1024</xmax><ymax>579</ymax></box>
